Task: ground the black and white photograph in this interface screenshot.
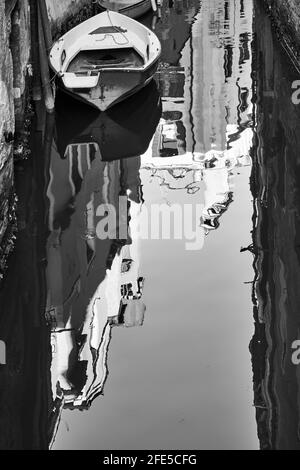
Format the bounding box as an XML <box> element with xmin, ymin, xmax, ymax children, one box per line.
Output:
<box><xmin>0</xmin><ymin>0</ymin><xmax>300</xmax><ymax>454</ymax></box>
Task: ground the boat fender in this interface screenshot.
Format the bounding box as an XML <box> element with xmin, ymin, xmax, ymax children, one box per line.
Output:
<box><xmin>61</xmin><ymin>50</ymin><xmax>66</xmax><ymax>66</ymax></box>
<box><xmin>151</xmin><ymin>0</ymin><xmax>157</xmax><ymax>12</ymax></box>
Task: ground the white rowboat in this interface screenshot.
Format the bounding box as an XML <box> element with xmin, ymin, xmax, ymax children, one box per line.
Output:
<box><xmin>49</xmin><ymin>11</ymin><xmax>161</xmax><ymax>111</ymax></box>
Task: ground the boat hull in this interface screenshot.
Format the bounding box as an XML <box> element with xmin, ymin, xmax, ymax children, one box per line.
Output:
<box><xmin>49</xmin><ymin>11</ymin><xmax>161</xmax><ymax>111</ymax></box>
<box><xmin>59</xmin><ymin>59</ymin><xmax>159</xmax><ymax>111</ymax></box>
<box><xmin>99</xmin><ymin>0</ymin><xmax>152</xmax><ymax>19</ymax></box>
<box><xmin>55</xmin><ymin>80</ymin><xmax>162</xmax><ymax>161</ymax></box>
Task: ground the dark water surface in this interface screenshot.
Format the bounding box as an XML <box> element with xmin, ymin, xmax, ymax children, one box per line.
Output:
<box><xmin>1</xmin><ymin>0</ymin><xmax>300</xmax><ymax>450</ymax></box>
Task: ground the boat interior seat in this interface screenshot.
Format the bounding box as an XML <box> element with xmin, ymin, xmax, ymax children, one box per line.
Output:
<box><xmin>67</xmin><ymin>48</ymin><xmax>145</xmax><ymax>73</ymax></box>
<box><xmin>89</xmin><ymin>26</ymin><xmax>128</xmax><ymax>35</ymax></box>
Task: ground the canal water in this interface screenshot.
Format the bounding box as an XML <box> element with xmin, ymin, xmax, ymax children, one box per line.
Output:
<box><xmin>1</xmin><ymin>0</ymin><xmax>300</xmax><ymax>450</ymax></box>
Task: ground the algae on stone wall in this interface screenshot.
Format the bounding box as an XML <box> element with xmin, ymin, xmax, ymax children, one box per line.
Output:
<box><xmin>0</xmin><ymin>1</ymin><xmax>30</xmax><ymax>276</ymax></box>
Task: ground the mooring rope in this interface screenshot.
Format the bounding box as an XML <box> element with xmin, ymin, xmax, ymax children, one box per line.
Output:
<box><xmin>106</xmin><ymin>9</ymin><xmax>130</xmax><ymax>45</ymax></box>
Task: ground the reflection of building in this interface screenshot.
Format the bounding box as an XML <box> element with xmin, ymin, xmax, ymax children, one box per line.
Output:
<box><xmin>249</xmin><ymin>1</ymin><xmax>300</xmax><ymax>450</ymax></box>
<box><xmin>152</xmin><ymin>0</ymin><xmax>253</xmax><ymax>156</ymax></box>
<box><xmin>147</xmin><ymin>0</ymin><xmax>200</xmax><ymax>67</ymax></box>
<box><xmin>45</xmin><ymin>84</ymin><xmax>161</xmax><ymax>446</ymax></box>
<box><xmin>45</xmin><ymin>85</ymin><xmax>161</xmax><ymax>440</ymax></box>
<box><xmin>141</xmin><ymin>0</ymin><xmax>254</xmax><ymax>237</ymax></box>
<box><xmin>141</xmin><ymin>123</ymin><xmax>252</xmax><ymax>234</ymax></box>
<box><xmin>150</xmin><ymin>0</ymin><xmax>201</xmax><ymax>154</ymax></box>
<box><xmin>190</xmin><ymin>0</ymin><xmax>253</xmax><ymax>153</ymax></box>
<box><xmin>47</xmin><ymin>143</ymin><xmax>146</xmax><ymax>423</ymax></box>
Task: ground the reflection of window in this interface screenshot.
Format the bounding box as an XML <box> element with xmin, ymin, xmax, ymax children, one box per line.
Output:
<box><xmin>159</xmin><ymin>120</ymin><xmax>186</xmax><ymax>157</ymax></box>
<box><xmin>121</xmin><ymin>277</ymin><xmax>144</xmax><ymax>300</ymax></box>
<box><xmin>157</xmin><ymin>70</ymin><xmax>185</xmax><ymax>98</ymax></box>
<box><xmin>121</xmin><ymin>259</ymin><xmax>133</xmax><ymax>274</ymax></box>
<box><xmin>121</xmin><ymin>283</ymin><xmax>133</xmax><ymax>299</ymax></box>
<box><xmin>239</xmin><ymin>32</ymin><xmax>250</xmax><ymax>64</ymax></box>
<box><xmin>224</xmin><ymin>45</ymin><xmax>233</xmax><ymax>79</ymax></box>
<box><xmin>163</xmin><ymin>111</ymin><xmax>182</xmax><ymax>121</ymax></box>
<box><xmin>160</xmin><ymin>121</ymin><xmax>178</xmax><ymax>157</ymax></box>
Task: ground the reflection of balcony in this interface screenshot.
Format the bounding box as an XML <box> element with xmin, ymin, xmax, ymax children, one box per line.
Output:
<box><xmin>142</xmin><ymin>125</ymin><xmax>253</xmax><ymax>172</ymax></box>
<box><xmin>50</xmin><ymin>269</ymin><xmax>146</xmax><ymax>410</ymax></box>
<box><xmin>141</xmin><ymin>123</ymin><xmax>253</xmax><ymax>240</ymax></box>
<box><xmin>48</xmin><ymin>224</ymin><xmax>146</xmax><ymax>447</ymax></box>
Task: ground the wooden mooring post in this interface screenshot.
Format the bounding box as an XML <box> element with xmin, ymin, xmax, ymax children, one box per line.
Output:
<box><xmin>30</xmin><ymin>0</ymin><xmax>42</xmax><ymax>101</ymax></box>
<box><xmin>38</xmin><ymin>0</ymin><xmax>53</xmax><ymax>52</ymax></box>
<box><xmin>30</xmin><ymin>0</ymin><xmax>55</xmax><ymax>112</ymax></box>
<box><xmin>37</xmin><ymin>0</ymin><xmax>55</xmax><ymax>113</ymax></box>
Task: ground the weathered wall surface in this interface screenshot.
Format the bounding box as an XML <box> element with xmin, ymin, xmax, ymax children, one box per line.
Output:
<box><xmin>0</xmin><ymin>3</ymin><xmax>14</xmax><ymax>141</ymax></box>
<box><xmin>45</xmin><ymin>0</ymin><xmax>94</xmax><ymax>36</ymax></box>
<box><xmin>264</xmin><ymin>0</ymin><xmax>300</xmax><ymax>65</ymax></box>
<box><xmin>0</xmin><ymin>0</ymin><xmax>94</xmax><ymax>275</ymax></box>
<box><xmin>10</xmin><ymin>0</ymin><xmax>31</xmax><ymax>122</ymax></box>
<box><xmin>251</xmin><ymin>0</ymin><xmax>300</xmax><ymax>449</ymax></box>
<box><xmin>0</xmin><ymin>0</ymin><xmax>30</xmax><ymax>267</ymax></box>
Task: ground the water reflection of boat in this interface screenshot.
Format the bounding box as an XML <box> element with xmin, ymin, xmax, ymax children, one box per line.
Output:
<box><xmin>55</xmin><ymin>80</ymin><xmax>162</xmax><ymax>162</ymax></box>
<box><xmin>47</xmin><ymin>80</ymin><xmax>160</xmax><ymax>446</ymax></box>
<box><xmin>98</xmin><ymin>0</ymin><xmax>152</xmax><ymax>19</ymax></box>
<box><xmin>49</xmin><ymin>12</ymin><xmax>161</xmax><ymax>111</ymax></box>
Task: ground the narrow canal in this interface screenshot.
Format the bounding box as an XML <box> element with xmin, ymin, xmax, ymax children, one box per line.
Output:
<box><xmin>1</xmin><ymin>0</ymin><xmax>300</xmax><ymax>450</ymax></box>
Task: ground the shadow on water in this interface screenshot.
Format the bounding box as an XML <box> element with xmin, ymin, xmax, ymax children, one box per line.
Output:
<box><xmin>55</xmin><ymin>81</ymin><xmax>161</xmax><ymax>161</ymax></box>
<box><xmin>249</xmin><ymin>0</ymin><xmax>300</xmax><ymax>450</ymax></box>
<box><xmin>0</xmin><ymin>111</ymin><xmax>53</xmax><ymax>449</ymax></box>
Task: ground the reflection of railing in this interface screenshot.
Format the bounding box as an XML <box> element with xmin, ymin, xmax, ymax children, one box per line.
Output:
<box><xmin>142</xmin><ymin>126</ymin><xmax>253</xmax><ymax>238</ymax></box>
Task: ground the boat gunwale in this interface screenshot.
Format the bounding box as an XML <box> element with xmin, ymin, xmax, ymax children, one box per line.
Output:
<box><xmin>49</xmin><ymin>12</ymin><xmax>161</xmax><ymax>80</ymax></box>
<box><xmin>50</xmin><ymin>11</ymin><xmax>158</xmax><ymax>55</ymax></box>
<box><xmin>49</xmin><ymin>11</ymin><xmax>160</xmax><ymax>109</ymax></box>
<box><xmin>60</xmin><ymin>51</ymin><xmax>160</xmax><ymax>81</ymax></box>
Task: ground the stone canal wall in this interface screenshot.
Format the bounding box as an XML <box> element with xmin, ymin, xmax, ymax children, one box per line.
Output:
<box><xmin>0</xmin><ymin>0</ymin><xmax>92</xmax><ymax>275</ymax></box>
<box><xmin>0</xmin><ymin>0</ymin><xmax>30</xmax><ymax>272</ymax></box>
<box><xmin>252</xmin><ymin>0</ymin><xmax>300</xmax><ymax>449</ymax></box>
<box><xmin>263</xmin><ymin>0</ymin><xmax>300</xmax><ymax>66</ymax></box>
<box><xmin>45</xmin><ymin>0</ymin><xmax>93</xmax><ymax>35</ymax></box>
